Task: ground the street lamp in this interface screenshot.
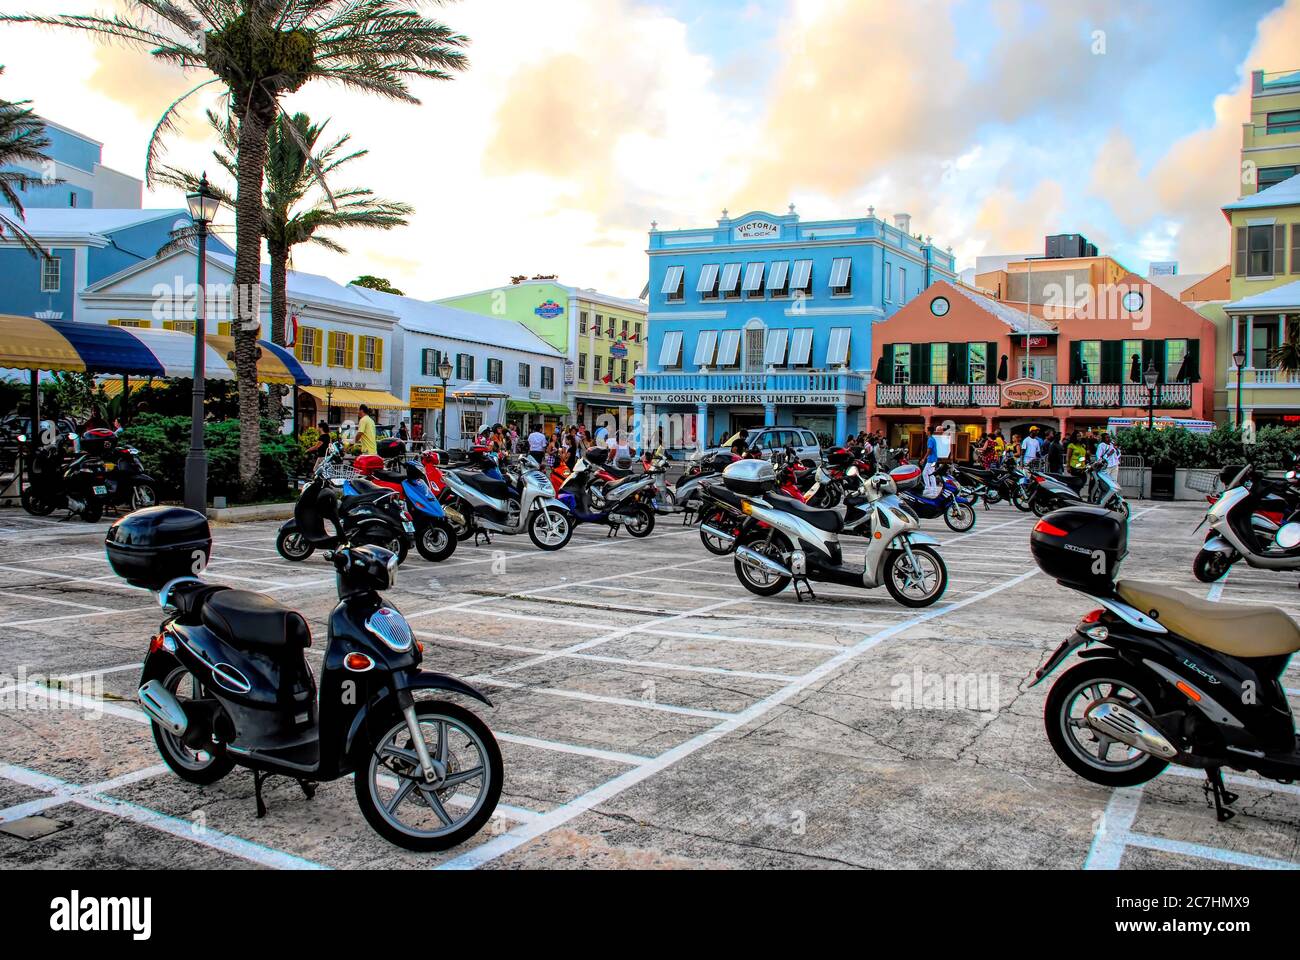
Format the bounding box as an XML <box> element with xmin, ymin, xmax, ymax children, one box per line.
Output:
<box><xmin>1233</xmin><ymin>347</ymin><xmax>1247</xmax><ymax>429</ymax></box>
<box><xmin>183</xmin><ymin>173</ymin><xmax>221</xmax><ymax>512</ymax></box>
<box><xmin>1143</xmin><ymin>361</ymin><xmax>1159</xmax><ymax>431</ymax></box>
<box><xmin>438</xmin><ymin>357</ymin><xmax>453</xmax><ymax>453</ymax></box>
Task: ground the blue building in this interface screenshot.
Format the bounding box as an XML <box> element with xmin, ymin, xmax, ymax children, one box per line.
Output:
<box><xmin>635</xmin><ymin>208</ymin><xmax>957</xmax><ymax>449</ymax></box>
<box><xmin>4</xmin><ymin>119</ymin><xmax>142</xmax><ymax>211</ymax></box>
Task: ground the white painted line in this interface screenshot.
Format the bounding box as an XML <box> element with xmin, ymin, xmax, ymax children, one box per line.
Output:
<box><xmin>469</xmin><ymin>676</ymin><xmax>737</xmax><ymax>720</ymax></box>
<box><xmin>439</xmin><ymin>566</ymin><xmax>1041</xmax><ymax>870</ymax></box>
<box><xmin>0</xmin><ymin>763</ymin><xmax>169</xmax><ymax>822</ymax></box>
<box><xmin>1083</xmin><ymin>786</ymin><xmax>1142</xmax><ymax>869</ymax></box>
<box><xmin>1124</xmin><ymin>832</ymin><xmax>1300</xmax><ymax>870</ymax></box>
<box><xmin>493</xmin><ymin>732</ymin><xmax>651</xmax><ymax>767</ymax></box>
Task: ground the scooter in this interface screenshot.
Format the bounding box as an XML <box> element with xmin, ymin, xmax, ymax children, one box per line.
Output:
<box><xmin>727</xmin><ymin>460</ymin><xmax>948</xmax><ymax>606</ymax></box>
<box><xmin>898</xmin><ymin>464</ymin><xmax>977</xmax><ymax>532</ymax></box>
<box><xmin>19</xmin><ymin>432</ymin><xmax>109</xmax><ymax>522</ymax></box>
<box><xmin>441</xmin><ymin>452</ymin><xmax>574</xmax><ymax>550</ymax></box>
<box><xmin>104</xmin><ymin>441</ymin><xmax>158</xmax><ymax>511</ymax></box>
<box><xmin>276</xmin><ymin>445</ymin><xmax>415</xmax><ymax>563</ymax></box>
<box><xmin>352</xmin><ymin>454</ymin><xmax>458</xmax><ymax>562</ymax></box>
<box><xmin>108</xmin><ymin>506</ymin><xmax>501</xmax><ymax>851</ymax></box>
<box><xmin>1029</xmin><ymin>504</ymin><xmax>1300</xmax><ymax>823</ymax></box>
<box><xmin>1193</xmin><ymin>463</ymin><xmax>1300</xmax><ymax>583</ymax></box>
<box><xmin>558</xmin><ymin>450</ymin><xmax>656</xmax><ymax>537</ymax></box>
<box><xmin>1028</xmin><ymin>461</ymin><xmax>1130</xmax><ymax>519</ymax></box>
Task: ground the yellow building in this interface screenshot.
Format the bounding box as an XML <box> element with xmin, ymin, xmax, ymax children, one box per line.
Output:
<box><xmin>1241</xmin><ymin>69</ymin><xmax>1300</xmax><ymax>195</ymax></box>
<box><xmin>1221</xmin><ymin>173</ymin><xmax>1300</xmax><ymax>427</ymax></box>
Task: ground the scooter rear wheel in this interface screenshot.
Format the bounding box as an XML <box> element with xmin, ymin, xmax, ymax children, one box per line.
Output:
<box><xmin>622</xmin><ymin>504</ymin><xmax>655</xmax><ymax>538</ymax></box>
<box><xmin>276</xmin><ymin>529</ymin><xmax>315</xmax><ymax>561</ymax></box>
<box><xmin>20</xmin><ymin>487</ymin><xmax>55</xmax><ymax>516</ymax></box>
<box><xmin>1031</xmin><ymin>495</ymin><xmax>1055</xmax><ymax>517</ymax></box>
<box><xmin>699</xmin><ymin>507</ymin><xmax>738</xmax><ymax>555</ymax></box>
<box><xmin>150</xmin><ymin>664</ymin><xmax>235</xmax><ymax>785</ymax></box>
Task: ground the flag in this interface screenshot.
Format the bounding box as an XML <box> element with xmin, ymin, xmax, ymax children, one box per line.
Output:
<box><xmin>601</xmin><ymin>374</ymin><xmax>612</xmax><ymax>384</ymax></box>
<box><xmin>628</xmin><ymin>376</ymin><xmax>636</xmax><ymax>387</ymax></box>
<box><xmin>284</xmin><ymin>310</ymin><xmax>298</xmax><ymax>348</ymax></box>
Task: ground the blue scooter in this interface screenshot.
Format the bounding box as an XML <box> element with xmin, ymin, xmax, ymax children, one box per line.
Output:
<box><xmin>556</xmin><ymin>451</ymin><xmax>657</xmax><ymax>537</ymax></box>
<box><xmin>350</xmin><ymin>457</ymin><xmax>458</xmax><ymax>562</ymax></box>
<box><xmin>899</xmin><ymin>465</ymin><xmax>977</xmax><ymax>532</ymax></box>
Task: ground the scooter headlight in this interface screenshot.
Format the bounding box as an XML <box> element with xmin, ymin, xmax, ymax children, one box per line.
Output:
<box><xmin>366</xmin><ymin>606</ymin><xmax>414</xmax><ymax>652</ymax></box>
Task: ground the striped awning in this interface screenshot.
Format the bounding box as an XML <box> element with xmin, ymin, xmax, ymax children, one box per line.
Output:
<box><xmin>300</xmin><ymin>385</ymin><xmax>406</xmax><ymax>409</ymax></box>
<box><xmin>0</xmin><ymin>316</ymin><xmax>311</xmax><ymax>385</ymax></box>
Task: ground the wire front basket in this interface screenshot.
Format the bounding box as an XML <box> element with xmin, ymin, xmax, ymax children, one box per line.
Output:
<box><xmin>1183</xmin><ymin>469</ymin><xmax>1220</xmax><ymax>494</ymax></box>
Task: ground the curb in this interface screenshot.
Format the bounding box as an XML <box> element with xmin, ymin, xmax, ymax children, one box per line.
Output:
<box><xmin>206</xmin><ymin>502</ymin><xmax>295</xmax><ymax>523</ymax></box>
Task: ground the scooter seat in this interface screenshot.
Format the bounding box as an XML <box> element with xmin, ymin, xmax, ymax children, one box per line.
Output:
<box><xmin>374</xmin><ymin>469</ymin><xmax>407</xmax><ymax>485</ymax></box>
<box><xmin>764</xmin><ymin>491</ymin><xmax>843</xmax><ymax>533</ymax></box>
<box><xmin>1116</xmin><ymin>580</ymin><xmax>1300</xmax><ymax>658</ymax></box>
<box><xmin>457</xmin><ymin>470</ymin><xmax>513</xmax><ymax>500</ymax></box>
<box><xmin>201</xmin><ymin>590</ymin><xmax>311</xmax><ymax>652</ymax></box>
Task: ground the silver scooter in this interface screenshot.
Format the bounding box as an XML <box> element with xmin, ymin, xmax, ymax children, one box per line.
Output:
<box><xmin>724</xmin><ymin>460</ymin><xmax>948</xmax><ymax>606</ymax></box>
<box><xmin>442</xmin><ymin>453</ymin><xmax>574</xmax><ymax>550</ymax></box>
<box><xmin>1194</xmin><ymin>463</ymin><xmax>1300</xmax><ymax>582</ymax></box>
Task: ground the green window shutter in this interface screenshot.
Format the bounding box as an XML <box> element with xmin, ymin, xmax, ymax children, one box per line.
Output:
<box><xmin>1235</xmin><ymin>227</ymin><xmax>1247</xmax><ymax>277</ymax></box>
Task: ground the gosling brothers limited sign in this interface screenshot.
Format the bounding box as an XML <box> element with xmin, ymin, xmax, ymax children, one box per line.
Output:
<box><xmin>638</xmin><ymin>392</ymin><xmax>816</xmax><ymax>405</ymax></box>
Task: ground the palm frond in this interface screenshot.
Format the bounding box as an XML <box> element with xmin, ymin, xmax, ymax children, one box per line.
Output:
<box><xmin>143</xmin><ymin>77</ymin><xmax>222</xmax><ymax>186</ymax></box>
<box><xmin>0</xmin><ymin>210</ymin><xmax>51</xmax><ymax>260</ymax></box>
<box><xmin>0</xmin><ymin>13</ymin><xmax>177</xmax><ymax>50</ymax></box>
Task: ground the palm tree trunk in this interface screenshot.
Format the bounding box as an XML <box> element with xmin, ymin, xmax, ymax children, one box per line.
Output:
<box><xmin>233</xmin><ymin>104</ymin><xmax>272</xmax><ymax>499</ymax></box>
<box><xmin>269</xmin><ymin>239</ymin><xmax>289</xmax><ymax>419</ymax></box>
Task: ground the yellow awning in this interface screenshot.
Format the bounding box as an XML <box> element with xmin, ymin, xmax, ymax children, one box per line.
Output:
<box><xmin>97</xmin><ymin>377</ymin><xmax>159</xmax><ymax>397</ymax></box>
<box><xmin>300</xmin><ymin>385</ymin><xmax>407</xmax><ymax>410</ymax></box>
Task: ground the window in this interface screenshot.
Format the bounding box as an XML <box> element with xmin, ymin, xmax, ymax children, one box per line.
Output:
<box><xmin>826</xmin><ymin>327</ymin><xmax>851</xmax><ymax>367</ymax></box>
<box><xmin>633</xmin><ymin>322</ymin><xmax>642</xmax><ymax>341</ymax></box>
<box><xmin>593</xmin><ymin>355</ymin><xmax>602</xmax><ymax>379</ymax></box>
<box><xmin>789</xmin><ymin>328</ymin><xmax>814</xmax><ymax>366</ymax></box>
<box><xmin>930</xmin><ymin>341</ymin><xmax>948</xmax><ymax>385</ymax></box>
<box><xmin>744</xmin><ymin>325</ymin><xmax>765</xmax><ymax>372</ymax></box>
<box><xmin>518</xmin><ymin>362</ymin><xmax>531</xmax><ymax>387</ymax></box>
<box><xmin>487</xmin><ymin>358</ymin><xmax>503</xmax><ymax>384</ymax></box>
<box><xmin>1266</xmin><ymin>109</ymin><xmax>1300</xmax><ymax>134</ymax></box>
<box><xmin>456</xmin><ymin>353</ymin><xmax>474</xmax><ymax>380</ymax></box>
<box><xmin>1165</xmin><ymin>339</ymin><xmax>1189</xmax><ymax>381</ymax></box>
<box><xmin>421</xmin><ymin>348</ymin><xmax>442</xmax><ymax>377</ymax></box>
<box><xmin>897</xmin><ymin>265</ymin><xmax>905</xmax><ymax>301</ymax></box>
<box><xmin>40</xmin><ymin>256</ymin><xmax>60</xmax><ymax>293</ymax></box>
<box><xmin>542</xmin><ymin>366</ymin><xmax>555</xmax><ymax>390</ymax></box>
<box><xmin>460</xmin><ymin>409</ymin><xmax>483</xmax><ymax>439</ymax></box>
<box><xmin>578</xmin><ymin>353</ymin><xmax>587</xmax><ymax>380</ymax></box>
<box><xmin>693</xmin><ymin>330</ymin><xmax>718</xmax><ymax>366</ymax></box>
<box><xmin>579</xmin><ymin>311</ymin><xmax>588</xmax><ymax>334</ymax></box>
<box><xmin>1077</xmin><ymin>340</ymin><xmax>1101</xmax><ymax>383</ymax></box>
<box><xmin>743</xmin><ymin>262</ymin><xmax>766</xmax><ymax>296</ymax></box>
<box><xmin>829</xmin><ymin>257</ymin><xmax>852</xmax><ymax>296</ymax></box>
<box><xmin>884</xmin><ymin>261</ymin><xmax>892</xmax><ymax>301</ymax></box>
<box><xmin>1293</xmin><ymin>223</ymin><xmax>1300</xmax><ymax>275</ymax></box>
<box><xmin>1122</xmin><ymin>340</ymin><xmax>1143</xmax><ymax>382</ymax></box>
<box><xmin>69</xmin><ymin>192</ymin><xmax>77</xmax><ymax>208</ymax></box>
<box><xmin>619</xmin><ymin>359</ymin><xmax>628</xmax><ymax>382</ymax></box>
<box><xmin>606</xmin><ymin>317</ymin><xmax>615</xmax><ymax>338</ymax></box>
<box><xmin>1259</xmin><ymin>165</ymin><xmax>1299</xmax><ymax>190</ymax></box>
<box><xmin>764</xmin><ymin>328</ymin><xmax>789</xmax><ymax>366</ymax></box>
<box><xmin>1253</xmin><ymin>318</ymin><xmax>1279</xmax><ymax>369</ymax></box>
<box><xmin>358</xmin><ymin>335</ymin><xmax>383</xmax><ymax>371</ymax></box>
<box><xmin>697</xmin><ymin>263</ymin><xmax>720</xmax><ymax>299</ymax></box>
<box><xmin>328</xmin><ymin>331</ymin><xmax>354</xmax><ymax>368</ymax></box>
<box><xmin>661</xmin><ymin>265</ymin><xmax>685</xmax><ymax>302</ymax></box>
<box><xmin>620</xmin><ymin>318</ymin><xmax>629</xmax><ymax>338</ymax></box>
<box><xmin>1246</xmin><ymin>223</ymin><xmax>1277</xmax><ymax>277</ymax></box>
<box><xmin>968</xmin><ymin>343</ymin><xmax>987</xmax><ymax>384</ymax></box>
<box><xmin>893</xmin><ymin>343</ymin><xmax>911</xmax><ymax>384</ymax></box>
<box><xmin>163</xmin><ymin>320</ymin><xmax>196</xmax><ymax>334</ymax></box>
<box><xmin>109</xmin><ymin>318</ymin><xmax>150</xmax><ymax>328</ymax></box>
<box><xmin>768</xmin><ymin>261</ymin><xmax>790</xmax><ymax>298</ymax></box>
<box><xmin>658</xmin><ymin>330</ymin><xmax>684</xmax><ymax>368</ymax></box>
<box><xmin>716</xmin><ymin>329</ymin><xmax>741</xmax><ymax>367</ymax></box>
<box><xmin>593</xmin><ymin>314</ymin><xmax>603</xmax><ymax>338</ymax></box>
<box><xmin>719</xmin><ymin>263</ymin><xmax>743</xmax><ymax>300</ymax></box>
<box><xmin>297</xmin><ymin>326</ymin><xmax>321</xmax><ymax>365</ymax></box>
<box><xmin>791</xmin><ymin>260</ymin><xmax>813</xmax><ymax>296</ymax></box>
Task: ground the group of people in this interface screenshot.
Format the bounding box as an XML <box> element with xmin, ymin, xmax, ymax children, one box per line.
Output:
<box><xmin>973</xmin><ymin>425</ymin><xmax>1121</xmax><ymax>481</ymax></box>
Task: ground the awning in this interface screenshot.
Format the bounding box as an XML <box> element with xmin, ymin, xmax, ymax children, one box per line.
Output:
<box><xmin>0</xmin><ymin>316</ymin><xmax>311</xmax><ymax>385</ymax></box>
<box><xmin>97</xmin><ymin>377</ymin><xmax>161</xmax><ymax>397</ymax></box>
<box><xmin>538</xmin><ymin>402</ymin><xmax>570</xmax><ymax>415</ymax></box>
<box><xmin>301</xmin><ymin>386</ymin><xmax>406</xmax><ymax>409</ymax></box>
<box><xmin>507</xmin><ymin>400</ymin><xmax>540</xmax><ymax>412</ymax></box>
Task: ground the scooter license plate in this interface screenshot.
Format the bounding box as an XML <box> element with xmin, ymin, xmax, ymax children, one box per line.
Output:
<box><xmin>92</xmin><ymin>485</ymin><xmax>108</xmax><ymax>496</ymax></box>
<box><xmin>402</xmin><ymin>521</ymin><xmax>416</xmax><ymax>534</ymax></box>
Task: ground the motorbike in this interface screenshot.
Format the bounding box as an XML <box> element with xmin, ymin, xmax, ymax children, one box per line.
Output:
<box><xmin>898</xmin><ymin>464</ymin><xmax>977</xmax><ymax>532</ymax></box>
<box><xmin>104</xmin><ymin>441</ymin><xmax>158</xmax><ymax>511</ymax></box>
<box><xmin>276</xmin><ymin>445</ymin><xmax>415</xmax><ymax>563</ymax></box>
<box><xmin>19</xmin><ymin>432</ymin><xmax>110</xmax><ymax>522</ymax></box>
<box><xmin>352</xmin><ymin>454</ymin><xmax>458</xmax><ymax>563</ymax></box>
<box><xmin>441</xmin><ymin>451</ymin><xmax>574</xmax><ymax>550</ymax></box>
<box><xmin>726</xmin><ymin>460</ymin><xmax>948</xmax><ymax>606</ymax></box>
<box><xmin>108</xmin><ymin>506</ymin><xmax>501</xmax><ymax>850</ymax></box>
<box><xmin>558</xmin><ymin>449</ymin><xmax>656</xmax><ymax>537</ymax></box>
<box><xmin>1193</xmin><ymin>463</ymin><xmax>1300</xmax><ymax>583</ymax></box>
<box><xmin>1028</xmin><ymin>461</ymin><xmax>1129</xmax><ymax>519</ymax></box>
<box><xmin>1029</xmin><ymin>504</ymin><xmax>1300</xmax><ymax>823</ymax></box>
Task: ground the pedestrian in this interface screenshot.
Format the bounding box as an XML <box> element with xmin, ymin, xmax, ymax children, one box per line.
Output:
<box><xmin>1066</xmin><ymin>430</ymin><xmax>1088</xmax><ymax>475</ymax></box>
<box><xmin>1096</xmin><ymin>431</ymin><xmax>1121</xmax><ymax>486</ymax></box>
<box><xmin>1044</xmin><ymin>428</ymin><xmax>1064</xmax><ymax>474</ymax></box>
<box><xmin>355</xmin><ymin>403</ymin><xmax>377</xmax><ymax>456</ymax></box>
<box><xmin>527</xmin><ymin>422</ymin><xmax>547</xmax><ymax>466</ymax></box>
<box><xmin>922</xmin><ymin>423</ymin><xmax>948</xmax><ymax>498</ymax></box>
<box><xmin>397</xmin><ymin>420</ymin><xmax>410</xmax><ymax>442</ymax></box>
<box><xmin>1021</xmin><ymin>426</ymin><xmax>1041</xmax><ymax>467</ymax></box>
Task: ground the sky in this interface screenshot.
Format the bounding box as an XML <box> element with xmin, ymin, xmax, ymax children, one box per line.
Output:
<box><xmin>1</xmin><ymin>0</ymin><xmax>1298</xmax><ymax>301</ymax></box>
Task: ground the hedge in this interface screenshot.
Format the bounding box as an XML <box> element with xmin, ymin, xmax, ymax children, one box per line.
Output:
<box><xmin>1114</xmin><ymin>423</ymin><xmax>1299</xmax><ymax>470</ymax></box>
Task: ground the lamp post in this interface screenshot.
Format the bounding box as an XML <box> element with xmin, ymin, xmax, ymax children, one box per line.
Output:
<box><xmin>183</xmin><ymin>174</ymin><xmax>221</xmax><ymax>512</ymax></box>
<box><xmin>438</xmin><ymin>357</ymin><xmax>453</xmax><ymax>453</ymax></box>
<box><xmin>1233</xmin><ymin>347</ymin><xmax>1246</xmax><ymax>429</ymax></box>
<box><xmin>1144</xmin><ymin>362</ymin><xmax>1159</xmax><ymax>431</ymax></box>
<box><xmin>324</xmin><ymin>378</ymin><xmax>335</xmax><ymax>432</ymax></box>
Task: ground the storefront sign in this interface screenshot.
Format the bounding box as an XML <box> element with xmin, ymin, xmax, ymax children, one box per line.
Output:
<box><xmin>534</xmin><ymin>299</ymin><xmax>564</xmax><ymax>320</ymax></box>
<box><xmin>638</xmin><ymin>392</ymin><xmax>817</xmax><ymax>405</ymax></box>
<box><xmin>1000</xmin><ymin>378</ymin><xmax>1051</xmax><ymax>405</ymax></box>
<box><xmin>609</xmin><ymin>342</ymin><xmax>628</xmax><ymax>358</ymax></box>
<box><xmin>564</xmin><ymin>360</ymin><xmax>575</xmax><ymax>384</ymax></box>
<box><xmin>408</xmin><ymin>385</ymin><xmax>445</xmax><ymax>410</ymax></box>
<box><xmin>1021</xmin><ymin>335</ymin><xmax>1051</xmax><ymax>348</ymax></box>
<box><xmin>609</xmin><ymin>386</ymin><xmax>627</xmax><ymax>394</ymax></box>
<box><xmin>735</xmin><ymin>220</ymin><xmax>780</xmax><ymax>240</ymax></box>
<box><xmin>529</xmin><ymin>391</ymin><xmax>541</xmax><ymax>400</ymax></box>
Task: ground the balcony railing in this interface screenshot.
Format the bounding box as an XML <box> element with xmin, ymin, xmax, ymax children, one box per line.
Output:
<box><xmin>638</xmin><ymin>370</ymin><xmax>865</xmax><ymax>396</ymax></box>
<box><xmin>874</xmin><ymin>382</ymin><xmax>1194</xmax><ymax>409</ymax></box>
<box><xmin>1233</xmin><ymin>367</ymin><xmax>1300</xmax><ymax>386</ymax></box>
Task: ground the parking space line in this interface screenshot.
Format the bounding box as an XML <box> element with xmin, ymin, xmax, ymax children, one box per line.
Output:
<box><xmin>493</xmin><ymin>732</ymin><xmax>651</xmax><ymax>767</ymax></box>
<box><xmin>0</xmin><ymin>764</ymin><xmax>168</xmax><ymax>823</ymax></box>
<box><xmin>469</xmin><ymin>677</ymin><xmax>737</xmax><ymax>720</ymax></box>
<box><xmin>1123</xmin><ymin>832</ymin><xmax>1300</xmax><ymax>869</ymax></box>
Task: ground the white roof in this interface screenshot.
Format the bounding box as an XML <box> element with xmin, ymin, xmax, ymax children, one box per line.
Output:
<box><xmin>1223</xmin><ymin>173</ymin><xmax>1300</xmax><ymax>212</ymax></box>
<box><xmin>1225</xmin><ymin>277</ymin><xmax>1300</xmax><ymax>312</ymax></box>
<box><xmin>9</xmin><ymin>207</ymin><xmax>185</xmax><ymax>237</ymax></box>
<box><xmin>208</xmin><ymin>252</ymin><xmax>388</xmax><ymax>314</ymax></box>
<box><xmin>351</xmin><ymin>287</ymin><xmax>564</xmax><ymax>357</ymax></box>
<box><xmin>947</xmin><ymin>282</ymin><xmax>1057</xmax><ymax>333</ymax></box>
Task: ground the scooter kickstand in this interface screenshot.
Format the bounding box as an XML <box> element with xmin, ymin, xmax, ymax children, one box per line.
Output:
<box><xmin>1203</xmin><ymin>767</ymin><xmax>1238</xmax><ymax>823</ymax></box>
<box><xmin>792</xmin><ymin>577</ymin><xmax>816</xmax><ymax>602</ymax></box>
<box><xmin>297</xmin><ymin>779</ymin><xmax>317</xmax><ymax>801</ymax></box>
<box><xmin>253</xmin><ymin>769</ymin><xmax>271</xmax><ymax>818</ymax></box>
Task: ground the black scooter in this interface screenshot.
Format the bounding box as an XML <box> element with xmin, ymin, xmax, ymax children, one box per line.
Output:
<box><xmin>1030</xmin><ymin>505</ymin><xmax>1300</xmax><ymax>822</ymax></box>
<box><xmin>19</xmin><ymin>433</ymin><xmax>109</xmax><ymax>522</ymax></box>
<box><xmin>277</xmin><ymin>445</ymin><xmax>414</xmax><ymax>563</ymax></box>
<box><xmin>107</xmin><ymin>506</ymin><xmax>502</xmax><ymax>851</ymax></box>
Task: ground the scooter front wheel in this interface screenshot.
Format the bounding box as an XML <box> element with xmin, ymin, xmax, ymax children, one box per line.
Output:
<box><xmin>355</xmin><ymin>700</ymin><xmax>503</xmax><ymax>852</ymax></box>
<box><xmin>528</xmin><ymin>508</ymin><xmax>573</xmax><ymax>550</ymax></box>
<box><xmin>1031</xmin><ymin>495</ymin><xmax>1055</xmax><ymax>518</ymax></box>
<box><xmin>1192</xmin><ymin>548</ymin><xmax>1232</xmax><ymax>583</ymax></box>
<box><xmin>883</xmin><ymin>545</ymin><xmax>947</xmax><ymax>607</ymax></box>
<box><xmin>1011</xmin><ymin>487</ymin><xmax>1032</xmax><ymax>512</ymax></box>
<box><xmin>276</xmin><ymin>528</ymin><xmax>315</xmax><ymax>561</ymax></box>
<box><xmin>944</xmin><ymin>502</ymin><xmax>976</xmax><ymax>532</ymax></box>
<box><xmin>415</xmin><ymin>520</ymin><xmax>458</xmax><ymax>562</ymax></box>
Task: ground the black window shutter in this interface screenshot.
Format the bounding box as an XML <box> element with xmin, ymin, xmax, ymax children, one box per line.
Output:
<box><xmin>949</xmin><ymin>343</ymin><xmax>968</xmax><ymax>384</ymax></box>
<box><xmin>1185</xmin><ymin>338</ymin><xmax>1200</xmax><ymax>382</ymax></box>
<box><xmin>882</xmin><ymin>344</ymin><xmax>895</xmax><ymax>384</ymax></box>
<box><xmin>1101</xmin><ymin>340</ymin><xmax>1122</xmax><ymax>384</ymax></box>
<box><xmin>919</xmin><ymin>343</ymin><xmax>933</xmax><ymax>384</ymax></box>
<box><xmin>986</xmin><ymin>342</ymin><xmax>997</xmax><ymax>384</ymax></box>
<box><xmin>1069</xmin><ymin>341</ymin><xmax>1082</xmax><ymax>383</ymax></box>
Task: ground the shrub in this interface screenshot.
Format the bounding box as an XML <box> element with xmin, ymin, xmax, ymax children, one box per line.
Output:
<box><xmin>1114</xmin><ymin>423</ymin><xmax>1296</xmax><ymax>470</ymax></box>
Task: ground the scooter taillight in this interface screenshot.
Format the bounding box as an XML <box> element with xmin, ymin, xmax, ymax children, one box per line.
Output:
<box><xmin>148</xmin><ymin>633</ymin><xmax>165</xmax><ymax>654</ymax></box>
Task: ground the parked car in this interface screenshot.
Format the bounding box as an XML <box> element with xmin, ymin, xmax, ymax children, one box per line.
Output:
<box><xmin>694</xmin><ymin>427</ymin><xmax>822</xmax><ymax>467</ymax></box>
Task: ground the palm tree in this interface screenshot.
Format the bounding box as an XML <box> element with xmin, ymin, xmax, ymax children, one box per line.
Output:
<box><xmin>157</xmin><ymin>109</ymin><xmax>413</xmax><ymax>355</ymax></box>
<box><xmin>0</xmin><ymin>65</ymin><xmax>57</xmax><ymax>260</ymax></box>
<box><xmin>1</xmin><ymin>3</ymin><xmax>469</xmax><ymax>496</ymax></box>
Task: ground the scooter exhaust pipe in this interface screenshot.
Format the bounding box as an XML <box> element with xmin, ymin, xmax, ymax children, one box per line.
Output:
<box><xmin>700</xmin><ymin>523</ymin><xmax>736</xmax><ymax>546</ymax></box>
<box><xmin>1084</xmin><ymin>698</ymin><xmax>1177</xmax><ymax>759</ymax></box>
<box><xmin>138</xmin><ymin>679</ymin><xmax>188</xmax><ymax>737</ymax></box>
<box><xmin>735</xmin><ymin>545</ymin><xmax>793</xmax><ymax>579</ymax></box>
<box><xmin>442</xmin><ymin>504</ymin><xmax>466</xmax><ymax>526</ymax></box>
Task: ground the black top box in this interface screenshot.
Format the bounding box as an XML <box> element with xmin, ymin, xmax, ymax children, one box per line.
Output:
<box><xmin>1029</xmin><ymin>506</ymin><xmax>1127</xmax><ymax>594</ymax></box>
<box><xmin>106</xmin><ymin>506</ymin><xmax>212</xmax><ymax>590</ymax></box>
